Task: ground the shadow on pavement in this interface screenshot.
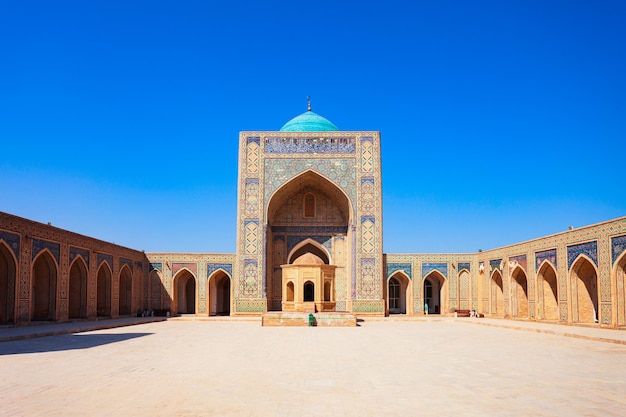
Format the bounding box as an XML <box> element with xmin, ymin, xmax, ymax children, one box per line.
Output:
<box><xmin>0</xmin><ymin>332</ymin><xmax>153</xmax><ymax>355</ymax></box>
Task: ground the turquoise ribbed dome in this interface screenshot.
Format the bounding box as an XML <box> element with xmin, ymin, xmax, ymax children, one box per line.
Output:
<box><xmin>280</xmin><ymin>110</ymin><xmax>339</xmax><ymax>132</ymax></box>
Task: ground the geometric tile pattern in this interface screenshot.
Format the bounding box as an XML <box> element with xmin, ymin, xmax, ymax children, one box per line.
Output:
<box><xmin>458</xmin><ymin>262</ymin><xmax>470</xmax><ymax>272</ymax></box>
<box><xmin>490</xmin><ymin>259</ymin><xmax>503</xmax><ymax>272</ymax></box>
<box><xmin>535</xmin><ymin>249</ymin><xmax>557</xmax><ymax>271</ymax></box>
<box><xmin>244</xmin><ymin>220</ymin><xmax>259</xmax><ymax>255</ymax></box>
<box><xmin>207</xmin><ymin>263</ymin><xmax>233</xmax><ymax>277</ymax></box>
<box><xmin>611</xmin><ymin>234</ymin><xmax>626</xmax><ymax>265</ymax></box>
<box><xmin>0</xmin><ymin>230</ymin><xmax>20</xmax><ymax>260</ymax></box>
<box><xmin>567</xmin><ymin>241</ymin><xmax>598</xmax><ymax>269</ymax></box>
<box><xmin>150</xmin><ymin>262</ymin><xmax>163</xmax><ymax>272</ymax></box>
<box><xmin>361</xmin><ymin>217</ymin><xmax>375</xmax><ymax>254</ymax></box>
<box><xmin>422</xmin><ymin>263</ymin><xmax>448</xmax><ymax>279</ymax></box>
<box><xmin>264</xmin><ymin>136</ymin><xmax>356</xmax><ymax>154</ymax></box>
<box><xmin>359</xmin><ymin>258</ymin><xmax>377</xmax><ymax>299</ymax></box>
<box><xmin>32</xmin><ymin>238</ymin><xmax>60</xmax><ymax>264</ymax></box>
<box><xmin>70</xmin><ymin>246</ymin><xmax>90</xmax><ymax>268</ymax></box>
<box><xmin>509</xmin><ymin>254</ymin><xmax>527</xmax><ymax>272</ymax></box>
<box><xmin>386</xmin><ymin>263</ymin><xmax>412</xmax><ymax>279</ymax></box>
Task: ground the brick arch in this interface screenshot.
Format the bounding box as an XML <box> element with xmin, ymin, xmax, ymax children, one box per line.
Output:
<box><xmin>0</xmin><ymin>241</ymin><xmax>17</xmax><ymax>323</ymax></box>
<box><xmin>387</xmin><ymin>271</ymin><xmax>410</xmax><ymax>314</ymax></box>
<box><xmin>118</xmin><ymin>264</ymin><xmax>133</xmax><ymax>316</ymax></box>
<box><xmin>510</xmin><ymin>265</ymin><xmax>529</xmax><ymax>318</ymax></box>
<box><xmin>32</xmin><ymin>250</ymin><xmax>58</xmax><ymax>321</ymax></box>
<box><xmin>423</xmin><ymin>270</ymin><xmax>446</xmax><ymax>315</ymax></box>
<box><xmin>68</xmin><ymin>257</ymin><xmax>88</xmax><ymax>319</ymax></box>
<box><xmin>613</xmin><ymin>251</ymin><xmax>626</xmax><ymax>327</ymax></box>
<box><xmin>537</xmin><ymin>260</ymin><xmax>558</xmax><ymax>321</ymax></box>
<box><xmin>570</xmin><ymin>255</ymin><xmax>599</xmax><ymax>324</ymax></box>
<box><xmin>490</xmin><ymin>269</ymin><xmax>504</xmax><ymax>317</ymax></box>
<box><xmin>207</xmin><ymin>269</ymin><xmax>231</xmax><ymax>316</ymax></box>
<box><xmin>97</xmin><ymin>262</ymin><xmax>112</xmax><ymax>317</ymax></box>
<box><xmin>173</xmin><ymin>268</ymin><xmax>196</xmax><ymax>315</ymax></box>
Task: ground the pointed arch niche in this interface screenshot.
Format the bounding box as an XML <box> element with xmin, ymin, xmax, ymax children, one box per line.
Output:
<box><xmin>119</xmin><ymin>265</ymin><xmax>133</xmax><ymax>316</ymax></box>
<box><xmin>0</xmin><ymin>242</ymin><xmax>16</xmax><ymax>324</ymax></box>
<box><xmin>570</xmin><ymin>256</ymin><xmax>598</xmax><ymax>324</ymax></box>
<box><xmin>173</xmin><ymin>268</ymin><xmax>196</xmax><ymax>315</ymax></box>
<box><xmin>537</xmin><ymin>261</ymin><xmax>558</xmax><ymax>321</ymax></box>
<box><xmin>97</xmin><ymin>262</ymin><xmax>112</xmax><ymax>317</ymax></box>
<box><xmin>266</xmin><ymin>170</ymin><xmax>352</xmax><ymax>312</ymax></box>
<box><xmin>510</xmin><ymin>266</ymin><xmax>529</xmax><ymax>318</ymax></box>
<box><xmin>490</xmin><ymin>270</ymin><xmax>504</xmax><ymax>317</ymax></box>
<box><xmin>614</xmin><ymin>252</ymin><xmax>626</xmax><ymax>327</ymax></box>
<box><xmin>68</xmin><ymin>257</ymin><xmax>88</xmax><ymax>319</ymax></box>
<box><xmin>387</xmin><ymin>272</ymin><xmax>410</xmax><ymax>314</ymax></box>
<box><xmin>423</xmin><ymin>271</ymin><xmax>446</xmax><ymax>315</ymax></box>
<box><xmin>32</xmin><ymin>251</ymin><xmax>58</xmax><ymax>321</ymax></box>
<box><xmin>207</xmin><ymin>269</ymin><xmax>231</xmax><ymax>316</ymax></box>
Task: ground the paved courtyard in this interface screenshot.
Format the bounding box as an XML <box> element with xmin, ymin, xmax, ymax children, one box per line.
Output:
<box><xmin>1</xmin><ymin>319</ymin><xmax>625</xmax><ymax>417</ymax></box>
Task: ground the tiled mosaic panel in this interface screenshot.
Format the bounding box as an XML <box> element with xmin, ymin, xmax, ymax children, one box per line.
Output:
<box><xmin>612</xmin><ymin>235</ymin><xmax>626</xmax><ymax>265</ymax></box>
<box><xmin>236</xmin><ymin>299</ymin><xmax>266</xmax><ymax>312</ymax></box>
<box><xmin>422</xmin><ymin>263</ymin><xmax>448</xmax><ymax>278</ymax></box>
<box><xmin>360</xmin><ymin>178</ymin><xmax>376</xmax><ymax>214</ymax></box>
<box><xmin>285</xmin><ymin>235</ymin><xmax>333</xmax><ymax>255</ymax></box>
<box><xmin>172</xmin><ymin>262</ymin><xmax>197</xmax><ymax>276</ymax></box>
<box><xmin>458</xmin><ymin>262</ymin><xmax>470</xmax><ymax>272</ymax></box>
<box><xmin>246</xmin><ymin>137</ymin><xmax>260</xmax><ymax>175</ymax></box>
<box><xmin>387</xmin><ymin>263</ymin><xmax>412</xmax><ymax>279</ymax></box>
<box><xmin>360</xmin><ymin>137</ymin><xmax>374</xmax><ymax>172</ymax></box>
<box><xmin>264</xmin><ymin>136</ymin><xmax>356</xmax><ymax>153</ymax></box>
<box><xmin>150</xmin><ymin>262</ymin><xmax>162</xmax><ymax>272</ymax></box>
<box><xmin>97</xmin><ymin>253</ymin><xmax>113</xmax><ymax>269</ymax></box>
<box><xmin>359</xmin><ymin>258</ymin><xmax>376</xmax><ymax>299</ymax></box>
<box><xmin>244</xmin><ymin>179</ymin><xmax>260</xmax><ymax>217</ymax></box>
<box><xmin>264</xmin><ymin>158</ymin><xmax>357</xmax><ymax>211</ymax></box>
<box><xmin>459</xmin><ymin>270</ymin><xmax>470</xmax><ymax>309</ymax></box>
<box><xmin>535</xmin><ymin>249</ymin><xmax>557</xmax><ymax>271</ymax></box>
<box><xmin>361</xmin><ymin>217</ymin><xmax>375</xmax><ymax>254</ymax></box>
<box><xmin>567</xmin><ymin>241</ymin><xmax>598</xmax><ymax>269</ymax></box>
<box><xmin>0</xmin><ymin>230</ymin><xmax>20</xmax><ymax>260</ymax></box>
<box><xmin>242</xmin><ymin>260</ymin><xmax>259</xmax><ymax>297</ymax></box>
<box><xmin>32</xmin><ymin>238</ymin><xmax>60</xmax><ymax>264</ymax></box>
<box><xmin>509</xmin><ymin>254</ymin><xmax>527</xmax><ymax>271</ymax></box>
<box><xmin>490</xmin><ymin>259</ymin><xmax>502</xmax><ymax>272</ymax></box>
<box><xmin>353</xmin><ymin>299</ymin><xmax>384</xmax><ymax>312</ymax></box>
<box><xmin>69</xmin><ymin>246</ymin><xmax>90</xmax><ymax>267</ymax></box>
<box><xmin>273</xmin><ymin>189</ymin><xmax>346</xmax><ymax>225</ymax></box>
<box><xmin>244</xmin><ymin>220</ymin><xmax>260</xmax><ymax>255</ymax></box>
<box><xmin>207</xmin><ymin>263</ymin><xmax>233</xmax><ymax>277</ymax></box>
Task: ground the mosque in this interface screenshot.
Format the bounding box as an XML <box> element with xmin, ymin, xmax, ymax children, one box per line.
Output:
<box><xmin>1</xmin><ymin>104</ymin><xmax>626</xmax><ymax>327</ymax></box>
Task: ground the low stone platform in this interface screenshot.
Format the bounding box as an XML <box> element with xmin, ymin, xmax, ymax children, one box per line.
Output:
<box><xmin>261</xmin><ymin>311</ymin><xmax>357</xmax><ymax>327</ymax></box>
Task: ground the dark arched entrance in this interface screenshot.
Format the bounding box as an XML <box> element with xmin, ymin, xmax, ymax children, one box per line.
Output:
<box><xmin>174</xmin><ymin>269</ymin><xmax>196</xmax><ymax>314</ymax></box>
<box><xmin>303</xmin><ymin>281</ymin><xmax>315</xmax><ymax>302</ymax></box>
<box><xmin>32</xmin><ymin>251</ymin><xmax>57</xmax><ymax>321</ymax></box>
<box><xmin>68</xmin><ymin>258</ymin><xmax>88</xmax><ymax>319</ymax></box>
<box><xmin>208</xmin><ymin>271</ymin><xmax>231</xmax><ymax>316</ymax></box>
<box><xmin>118</xmin><ymin>266</ymin><xmax>132</xmax><ymax>316</ymax></box>
<box><xmin>97</xmin><ymin>263</ymin><xmax>112</xmax><ymax>317</ymax></box>
<box><xmin>424</xmin><ymin>271</ymin><xmax>445</xmax><ymax>315</ymax></box>
<box><xmin>0</xmin><ymin>242</ymin><xmax>16</xmax><ymax>323</ymax></box>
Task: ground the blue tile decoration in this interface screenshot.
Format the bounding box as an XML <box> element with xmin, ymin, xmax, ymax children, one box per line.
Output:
<box><xmin>97</xmin><ymin>253</ymin><xmax>113</xmax><ymax>269</ymax></box>
<box><xmin>150</xmin><ymin>262</ymin><xmax>162</xmax><ymax>272</ymax></box>
<box><xmin>509</xmin><ymin>254</ymin><xmax>527</xmax><ymax>271</ymax></box>
<box><xmin>490</xmin><ymin>259</ymin><xmax>502</xmax><ymax>272</ymax></box>
<box><xmin>287</xmin><ymin>235</ymin><xmax>333</xmax><ymax>254</ymax></box>
<box><xmin>264</xmin><ymin>136</ymin><xmax>356</xmax><ymax>154</ymax></box>
<box><xmin>70</xmin><ymin>246</ymin><xmax>90</xmax><ymax>268</ymax></box>
<box><xmin>0</xmin><ymin>230</ymin><xmax>20</xmax><ymax>261</ymax></box>
<box><xmin>361</xmin><ymin>216</ymin><xmax>375</xmax><ymax>224</ymax></box>
<box><xmin>535</xmin><ymin>249</ymin><xmax>557</xmax><ymax>271</ymax></box>
<box><xmin>208</xmin><ymin>263</ymin><xmax>233</xmax><ymax>277</ymax></box>
<box><xmin>32</xmin><ymin>238</ymin><xmax>60</xmax><ymax>264</ymax></box>
<box><xmin>361</xmin><ymin>177</ymin><xmax>375</xmax><ymax>185</ymax></box>
<box><xmin>567</xmin><ymin>241</ymin><xmax>598</xmax><ymax>269</ymax></box>
<box><xmin>247</xmin><ymin>136</ymin><xmax>260</xmax><ymax>145</ymax></box>
<box><xmin>612</xmin><ymin>235</ymin><xmax>626</xmax><ymax>265</ymax></box>
<box><xmin>422</xmin><ymin>263</ymin><xmax>448</xmax><ymax>278</ymax></box>
<box><xmin>387</xmin><ymin>263</ymin><xmax>412</xmax><ymax>279</ymax></box>
<box><xmin>120</xmin><ymin>258</ymin><xmax>133</xmax><ymax>271</ymax></box>
<box><xmin>271</xmin><ymin>226</ymin><xmax>348</xmax><ymax>234</ymax></box>
<box><xmin>458</xmin><ymin>262</ymin><xmax>471</xmax><ymax>272</ymax></box>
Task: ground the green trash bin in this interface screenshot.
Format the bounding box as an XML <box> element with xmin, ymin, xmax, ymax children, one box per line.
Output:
<box><xmin>308</xmin><ymin>313</ymin><xmax>316</xmax><ymax>327</ymax></box>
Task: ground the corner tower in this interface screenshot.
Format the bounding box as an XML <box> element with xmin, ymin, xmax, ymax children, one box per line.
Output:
<box><xmin>234</xmin><ymin>104</ymin><xmax>384</xmax><ymax>315</ymax></box>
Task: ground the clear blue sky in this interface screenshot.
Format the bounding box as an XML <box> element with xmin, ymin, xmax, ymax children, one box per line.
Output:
<box><xmin>1</xmin><ymin>1</ymin><xmax>624</xmax><ymax>253</ymax></box>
